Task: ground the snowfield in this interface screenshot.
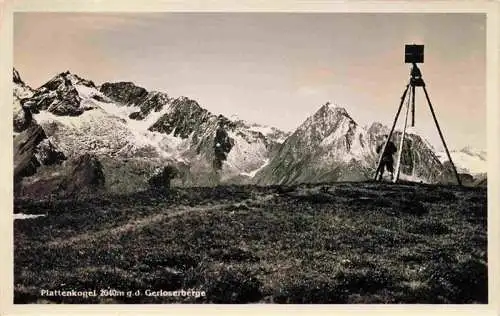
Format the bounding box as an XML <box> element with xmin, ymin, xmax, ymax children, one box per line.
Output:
<box><xmin>436</xmin><ymin>148</ymin><xmax>487</xmax><ymax>175</ymax></box>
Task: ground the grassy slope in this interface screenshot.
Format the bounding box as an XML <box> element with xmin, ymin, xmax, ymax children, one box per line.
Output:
<box><xmin>14</xmin><ymin>182</ymin><xmax>487</xmax><ymax>304</ymax></box>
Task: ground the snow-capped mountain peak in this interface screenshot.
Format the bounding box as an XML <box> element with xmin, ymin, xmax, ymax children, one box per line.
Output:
<box><xmin>19</xmin><ymin>70</ymin><xmax>107</xmax><ymax>117</ymax></box>
<box><xmin>323</xmin><ymin>101</ymin><xmax>348</xmax><ymax>112</ymax></box>
<box><xmin>40</xmin><ymin>71</ymin><xmax>96</xmax><ymax>90</ymax></box>
<box><xmin>318</xmin><ymin>102</ymin><xmax>349</xmax><ymax>116</ymax></box>
<box><xmin>290</xmin><ymin>102</ymin><xmax>359</xmax><ymax>151</ymax></box>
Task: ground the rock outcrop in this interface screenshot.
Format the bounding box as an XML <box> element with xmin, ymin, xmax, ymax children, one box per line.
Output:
<box><xmin>148</xmin><ymin>165</ymin><xmax>178</xmax><ymax>190</ymax></box>
<box><xmin>62</xmin><ymin>154</ymin><xmax>106</xmax><ymax>195</ymax></box>
<box><xmin>475</xmin><ymin>176</ymin><xmax>487</xmax><ymax>187</ymax></box>
<box><xmin>13</xmin><ymin>99</ymin><xmax>33</xmax><ymax>133</ymax></box>
<box><xmin>13</xmin><ymin>123</ymin><xmax>66</xmax><ymax>181</ymax></box>
<box><xmin>99</xmin><ymin>82</ymin><xmax>149</xmax><ymax>106</ymax></box>
<box><xmin>15</xmin><ymin>153</ymin><xmax>105</xmax><ymax>199</ymax></box>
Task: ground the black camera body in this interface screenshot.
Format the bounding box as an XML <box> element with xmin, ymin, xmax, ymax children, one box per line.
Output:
<box><xmin>405</xmin><ymin>44</ymin><xmax>424</xmax><ymax>64</ymax></box>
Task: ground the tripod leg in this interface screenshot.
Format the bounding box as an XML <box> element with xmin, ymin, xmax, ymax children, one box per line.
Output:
<box><xmin>422</xmin><ymin>85</ymin><xmax>462</xmax><ymax>186</ymax></box>
<box><xmin>374</xmin><ymin>84</ymin><xmax>410</xmax><ymax>181</ymax></box>
<box><xmin>394</xmin><ymin>86</ymin><xmax>412</xmax><ymax>183</ymax></box>
<box><xmin>411</xmin><ymin>85</ymin><xmax>416</xmax><ymax>127</ymax></box>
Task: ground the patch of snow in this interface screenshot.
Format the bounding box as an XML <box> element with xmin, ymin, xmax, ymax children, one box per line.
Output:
<box><xmin>274</xmin><ymin>137</ymin><xmax>287</xmax><ymax>144</ymax></box>
<box><xmin>65</xmin><ymin>73</ymin><xmax>82</xmax><ymax>85</ymax></box>
<box><xmin>94</xmin><ymin>94</ymin><xmax>194</xmax><ymax>162</ymax></box>
<box><xmin>460</xmin><ymin>146</ymin><xmax>487</xmax><ymax>160</ymax></box>
<box><xmin>74</xmin><ymin>84</ymin><xmax>97</xmax><ymax>99</ymax></box>
<box><xmin>34</xmin><ymin>107</ymin><xmax>167</xmax><ymax>159</ymax></box>
<box><xmin>319</xmin><ymin>121</ymin><xmax>371</xmax><ymax>163</ymax></box>
<box><xmin>14</xmin><ymin>213</ymin><xmax>46</xmax><ymax>220</ymax></box>
<box><xmin>128</xmin><ymin>106</ymin><xmax>172</xmax><ymax>131</ymax></box>
<box><xmin>93</xmin><ymin>91</ymin><xmax>172</xmax><ymax>132</ymax></box>
<box><xmin>138</xmin><ymin>129</ymin><xmax>192</xmax><ymax>160</ymax></box>
<box><xmin>437</xmin><ymin>150</ymin><xmax>487</xmax><ymax>174</ymax></box>
<box><xmin>241</xmin><ymin>158</ymin><xmax>270</xmax><ymax>177</ymax></box>
<box><xmin>75</xmin><ymin>84</ymin><xmax>149</xmax><ymax>123</ymax></box>
<box><xmin>226</xmin><ymin>130</ymin><xmax>269</xmax><ymax>174</ymax></box>
<box><xmin>245</xmin><ymin>123</ymin><xmax>289</xmax><ymax>144</ymax></box>
<box><xmin>248</xmin><ymin>124</ymin><xmax>275</xmax><ymax>136</ymax></box>
<box><xmin>14</xmin><ymin>83</ymin><xmax>34</xmax><ymax>99</ymax></box>
<box><xmin>96</xmin><ymin>100</ymin><xmax>140</xmax><ymax>119</ymax></box>
<box><xmin>326</xmin><ymin>102</ymin><xmax>344</xmax><ymax>111</ymax></box>
<box><xmin>98</xmin><ymin>98</ymin><xmax>189</xmax><ymax>160</ymax></box>
<box><xmin>34</xmin><ymin>107</ymin><xmax>108</xmax><ymax>128</ymax></box>
<box><xmin>320</xmin><ymin>119</ymin><xmax>350</xmax><ymax>146</ymax></box>
<box><xmin>229</xmin><ymin>114</ymin><xmax>241</xmax><ymax>121</ymax></box>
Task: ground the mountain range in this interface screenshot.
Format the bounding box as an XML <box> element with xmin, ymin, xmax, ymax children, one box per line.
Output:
<box><xmin>12</xmin><ymin>69</ymin><xmax>486</xmax><ymax>196</ymax></box>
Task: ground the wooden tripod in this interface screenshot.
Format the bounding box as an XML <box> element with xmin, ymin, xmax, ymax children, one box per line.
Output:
<box><xmin>373</xmin><ymin>63</ymin><xmax>462</xmax><ymax>185</ymax></box>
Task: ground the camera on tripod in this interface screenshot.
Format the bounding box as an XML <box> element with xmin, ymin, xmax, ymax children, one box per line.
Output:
<box><xmin>374</xmin><ymin>43</ymin><xmax>462</xmax><ymax>186</ymax></box>
<box><xmin>405</xmin><ymin>44</ymin><xmax>425</xmax><ymax>87</ymax></box>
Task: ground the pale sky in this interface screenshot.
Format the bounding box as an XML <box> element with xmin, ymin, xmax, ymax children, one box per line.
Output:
<box><xmin>14</xmin><ymin>13</ymin><xmax>486</xmax><ymax>151</ymax></box>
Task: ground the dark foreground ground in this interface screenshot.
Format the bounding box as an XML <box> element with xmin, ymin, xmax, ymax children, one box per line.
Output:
<box><xmin>14</xmin><ymin>181</ymin><xmax>487</xmax><ymax>304</ymax></box>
